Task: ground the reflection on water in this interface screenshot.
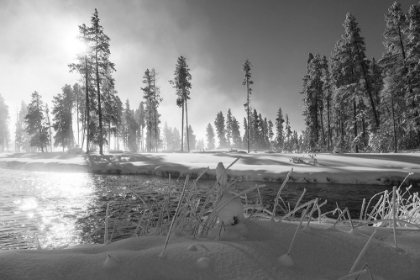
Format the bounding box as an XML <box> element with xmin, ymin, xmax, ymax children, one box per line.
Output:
<box><xmin>0</xmin><ymin>169</ymin><xmax>99</xmax><ymax>250</ymax></box>
<box><xmin>1</xmin><ymin>168</ymin><xmax>418</xmax><ymax>250</ymax></box>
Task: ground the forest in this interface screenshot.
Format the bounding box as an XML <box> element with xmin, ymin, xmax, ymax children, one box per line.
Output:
<box><xmin>0</xmin><ymin>2</ymin><xmax>419</xmax><ymax>154</ymax></box>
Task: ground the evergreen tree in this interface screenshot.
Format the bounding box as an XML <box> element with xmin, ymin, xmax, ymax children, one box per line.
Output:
<box><xmin>242</xmin><ymin>118</ymin><xmax>248</xmax><ymax>150</ymax></box>
<box><xmin>275</xmin><ymin>107</ymin><xmax>285</xmax><ymax>150</ymax></box>
<box><xmin>163</xmin><ymin>123</ymin><xmax>172</xmax><ymax>151</ymax></box>
<box><xmin>252</xmin><ymin>109</ymin><xmax>260</xmax><ymax>149</ymax></box>
<box><xmin>226</xmin><ymin>109</ymin><xmax>233</xmax><ymax>147</ymax></box>
<box><xmin>52</xmin><ymin>84</ymin><xmax>75</xmax><ymax>151</ymax></box>
<box><xmin>142</xmin><ymin>69</ymin><xmax>154</xmax><ymax>152</ymax></box>
<box><xmin>68</xmin><ymin>23</ymin><xmax>94</xmax><ymax>153</ymax></box>
<box><xmin>184</xmin><ymin>125</ymin><xmax>196</xmax><ymax>150</ymax></box>
<box><xmin>406</xmin><ymin>3</ymin><xmax>420</xmax><ymax>146</ymax></box>
<box><xmin>25</xmin><ymin>91</ymin><xmax>49</xmax><ymax>152</ymax></box>
<box><xmin>137</xmin><ymin>102</ymin><xmax>146</xmax><ymax>151</ymax></box>
<box><xmin>45</xmin><ymin>103</ymin><xmax>53</xmax><ymax>152</ymax></box>
<box><xmin>344</xmin><ymin>13</ymin><xmax>380</xmax><ymax>129</ymax></box>
<box><xmin>242</xmin><ymin>59</ymin><xmax>253</xmax><ymax>153</ymax></box>
<box><xmin>268</xmin><ymin>120</ymin><xmax>274</xmax><ymax>148</ymax></box>
<box><xmin>231</xmin><ymin>116</ymin><xmax>242</xmax><ymax>148</ymax></box>
<box><xmin>172</xmin><ymin>127</ymin><xmax>181</xmax><ymax>151</ymax></box>
<box><xmin>170</xmin><ymin>56</ymin><xmax>192</xmax><ymax>152</ymax></box>
<box><xmin>285</xmin><ymin>114</ymin><xmax>292</xmax><ymax>151</ymax></box>
<box><xmin>88</xmin><ymin>9</ymin><xmax>116</xmax><ymax>155</ymax></box>
<box><xmin>151</xmin><ymin>69</ymin><xmax>163</xmax><ymax>151</ymax></box>
<box><xmin>321</xmin><ymin>56</ymin><xmax>333</xmax><ymax>151</ymax></box>
<box><xmin>196</xmin><ymin>139</ymin><xmax>205</xmax><ymax>150</ymax></box>
<box><xmin>214</xmin><ymin>111</ymin><xmax>227</xmax><ymax>148</ymax></box>
<box><xmin>206</xmin><ymin>123</ymin><xmax>215</xmax><ymax>150</ymax></box>
<box><xmin>302</xmin><ymin>53</ymin><xmax>323</xmax><ymax>151</ymax></box>
<box><xmin>124</xmin><ymin>100</ymin><xmax>138</xmax><ymax>152</ymax></box>
<box><xmin>0</xmin><ymin>94</ymin><xmax>10</xmax><ymax>151</ymax></box>
<box><xmin>73</xmin><ymin>83</ymin><xmax>83</xmax><ymax>147</ymax></box>
<box><xmin>15</xmin><ymin>101</ymin><xmax>30</xmax><ymax>152</ymax></box>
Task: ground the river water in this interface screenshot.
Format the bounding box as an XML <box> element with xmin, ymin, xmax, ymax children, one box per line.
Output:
<box><xmin>0</xmin><ymin>168</ymin><xmax>416</xmax><ymax>250</ymax></box>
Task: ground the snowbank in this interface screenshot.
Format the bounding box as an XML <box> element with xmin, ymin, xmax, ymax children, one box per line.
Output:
<box><xmin>1</xmin><ymin>152</ymin><xmax>419</xmax><ymax>185</ymax></box>
<box><xmin>1</xmin><ymin>219</ymin><xmax>419</xmax><ymax>279</ymax></box>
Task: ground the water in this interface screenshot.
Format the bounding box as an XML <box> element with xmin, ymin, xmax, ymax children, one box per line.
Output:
<box><xmin>0</xmin><ymin>168</ymin><xmax>416</xmax><ymax>250</ymax></box>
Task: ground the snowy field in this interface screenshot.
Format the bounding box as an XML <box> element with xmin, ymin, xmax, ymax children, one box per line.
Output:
<box><xmin>0</xmin><ymin>151</ymin><xmax>419</xmax><ymax>185</ymax></box>
<box><xmin>0</xmin><ymin>152</ymin><xmax>419</xmax><ymax>279</ymax></box>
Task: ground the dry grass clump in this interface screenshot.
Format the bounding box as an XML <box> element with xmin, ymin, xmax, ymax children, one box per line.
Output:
<box><xmin>93</xmin><ymin>162</ymin><xmax>419</xmax><ymax>248</ymax></box>
<box><xmin>360</xmin><ymin>173</ymin><xmax>420</xmax><ymax>228</ymax></box>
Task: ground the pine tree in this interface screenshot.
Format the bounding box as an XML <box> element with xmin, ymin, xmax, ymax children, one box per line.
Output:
<box><xmin>170</xmin><ymin>56</ymin><xmax>192</xmax><ymax>152</ymax></box>
<box><xmin>184</xmin><ymin>125</ymin><xmax>196</xmax><ymax>150</ymax></box>
<box><xmin>285</xmin><ymin>114</ymin><xmax>292</xmax><ymax>151</ymax></box>
<box><xmin>15</xmin><ymin>101</ymin><xmax>30</xmax><ymax>152</ymax></box>
<box><xmin>242</xmin><ymin>59</ymin><xmax>253</xmax><ymax>153</ymax></box>
<box><xmin>275</xmin><ymin>107</ymin><xmax>285</xmax><ymax>150</ymax></box>
<box><xmin>45</xmin><ymin>103</ymin><xmax>53</xmax><ymax>152</ymax></box>
<box><xmin>302</xmin><ymin>53</ymin><xmax>323</xmax><ymax>151</ymax></box>
<box><xmin>172</xmin><ymin>127</ymin><xmax>181</xmax><ymax>151</ymax></box>
<box><xmin>206</xmin><ymin>123</ymin><xmax>215</xmax><ymax>150</ymax></box>
<box><xmin>88</xmin><ymin>9</ymin><xmax>116</xmax><ymax>155</ymax></box>
<box><xmin>321</xmin><ymin>56</ymin><xmax>333</xmax><ymax>151</ymax></box>
<box><xmin>344</xmin><ymin>13</ymin><xmax>380</xmax><ymax>129</ymax></box>
<box><xmin>242</xmin><ymin>118</ymin><xmax>248</xmax><ymax>150</ymax></box>
<box><xmin>214</xmin><ymin>111</ymin><xmax>227</xmax><ymax>148</ymax></box>
<box><xmin>252</xmin><ymin>109</ymin><xmax>260</xmax><ymax>149</ymax></box>
<box><xmin>52</xmin><ymin>85</ymin><xmax>74</xmax><ymax>151</ymax></box>
<box><xmin>142</xmin><ymin>69</ymin><xmax>154</xmax><ymax>152</ymax></box>
<box><xmin>196</xmin><ymin>139</ymin><xmax>205</xmax><ymax>150</ymax></box>
<box><xmin>124</xmin><ymin>100</ymin><xmax>138</xmax><ymax>152</ymax></box>
<box><xmin>406</xmin><ymin>3</ymin><xmax>420</xmax><ymax>147</ymax></box>
<box><xmin>268</xmin><ymin>120</ymin><xmax>274</xmax><ymax>148</ymax></box>
<box><xmin>73</xmin><ymin>83</ymin><xmax>83</xmax><ymax>148</ymax></box>
<box><xmin>68</xmin><ymin>23</ymin><xmax>94</xmax><ymax>153</ymax></box>
<box><xmin>226</xmin><ymin>109</ymin><xmax>233</xmax><ymax>147</ymax></box>
<box><xmin>25</xmin><ymin>91</ymin><xmax>49</xmax><ymax>152</ymax></box>
<box><xmin>151</xmin><ymin>69</ymin><xmax>162</xmax><ymax>151</ymax></box>
<box><xmin>136</xmin><ymin>102</ymin><xmax>145</xmax><ymax>151</ymax></box>
<box><xmin>231</xmin><ymin>117</ymin><xmax>242</xmax><ymax>148</ymax></box>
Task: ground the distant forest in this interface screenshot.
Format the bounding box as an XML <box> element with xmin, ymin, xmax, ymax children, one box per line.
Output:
<box><xmin>0</xmin><ymin>2</ymin><xmax>419</xmax><ymax>154</ymax></box>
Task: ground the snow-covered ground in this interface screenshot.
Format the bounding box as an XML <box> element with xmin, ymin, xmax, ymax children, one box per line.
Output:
<box><xmin>1</xmin><ymin>219</ymin><xmax>419</xmax><ymax>280</ymax></box>
<box><xmin>0</xmin><ymin>152</ymin><xmax>419</xmax><ymax>279</ymax></box>
<box><xmin>1</xmin><ymin>151</ymin><xmax>419</xmax><ymax>185</ymax></box>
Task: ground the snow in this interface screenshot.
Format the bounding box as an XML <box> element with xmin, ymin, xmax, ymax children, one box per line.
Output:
<box><xmin>1</xmin><ymin>151</ymin><xmax>419</xmax><ymax>185</ymax></box>
<box><xmin>0</xmin><ymin>152</ymin><xmax>420</xmax><ymax>279</ymax></box>
<box><xmin>1</xmin><ymin>219</ymin><xmax>419</xmax><ymax>279</ymax></box>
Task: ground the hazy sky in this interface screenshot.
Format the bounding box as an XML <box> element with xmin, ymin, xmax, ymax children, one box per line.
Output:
<box><xmin>1</xmin><ymin>0</ymin><xmax>418</xmax><ymax>145</ymax></box>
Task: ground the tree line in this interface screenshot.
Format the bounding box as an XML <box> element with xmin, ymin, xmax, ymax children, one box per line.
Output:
<box><xmin>302</xmin><ymin>2</ymin><xmax>420</xmax><ymax>153</ymax></box>
<box><xmin>4</xmin><ymin>8</ymin><xmax>305</xmax><ymax>154</ymax></box>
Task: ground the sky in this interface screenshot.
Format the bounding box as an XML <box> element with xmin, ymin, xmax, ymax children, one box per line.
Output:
<box><xmin>1</xmin><ymin>0</ymin><xmax>419</xmax><ymax>147</ymax></box>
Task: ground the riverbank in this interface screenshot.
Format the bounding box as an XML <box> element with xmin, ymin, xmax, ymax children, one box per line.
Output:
<box><xmin>1</xmin><ymin>154</ymin><xmax>420</xmax><ymax>279</ymax></box>
<box><xmin>1</xmin><ymin>151</ymin><xmax>419</xmax><ymax>186</ymax></box>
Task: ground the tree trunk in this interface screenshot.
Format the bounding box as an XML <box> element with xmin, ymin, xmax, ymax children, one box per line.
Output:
<box><xmin>181</xmin><ymin>100</ymin><xmax>184</xmax><ymax>152</ymax></box>
<box><xmin>353</xmin><ymin>99</ymin><xmax>358</xmax><ymax>153</ymax></box>
<box><xmin>247</xmin><ymin>81</ymin><xmax>250</xmax><ymax>153</ymax></box>
<box><xmin>76</xmin><ymin>86</ymin><xmax>79</xmax><ymax>148</ymax></box>
<box><xmin>185</xmin><ymin>98</ymin><xmax>189</xmax><ymax>152</ymax></box>
<box><xmin>95</xmin><ymin>48</ymin><xmax>103</xmax><ymax>155</ymax></box>
<box><xmin>320</xmin><ymin>104</ymin><xmax>325</xmax><ymax>149</ymax></box>
<box><xmin>391</xmin><ymin>95</ymin><xmax>398</xmax><ymax>153</ymax></box>
<box><xmin>85</xmin><ymin>55</ymin><xmax>90</xmax><ymax>154</ymax></box>
<box><xmin>353</xmin><ymin>41</ymin><xmax>380</xmax><ymax>129</ymax></box>
<box><xmin>327</xmin><ymin>97</ymin><xmax>332</xmax><ymax>151</ymax></box>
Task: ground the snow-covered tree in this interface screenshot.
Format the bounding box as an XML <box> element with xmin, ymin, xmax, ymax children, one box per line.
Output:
<box><xmin>206</xmin><ymin>123</ymin><xmax>215</xmax><ymax>150</ymax></box>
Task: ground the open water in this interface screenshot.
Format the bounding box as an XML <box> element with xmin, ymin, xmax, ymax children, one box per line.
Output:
<box><xmin>0</xmin><ymin>168</ymin><xmax>416</xmax><ymax>250</ymax></box>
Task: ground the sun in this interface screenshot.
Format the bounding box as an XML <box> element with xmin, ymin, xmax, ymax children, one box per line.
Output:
<box><xmin>61</xmin><ymin>26</ymin><xmax>89</xmax><ymax>58</ymax></box>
